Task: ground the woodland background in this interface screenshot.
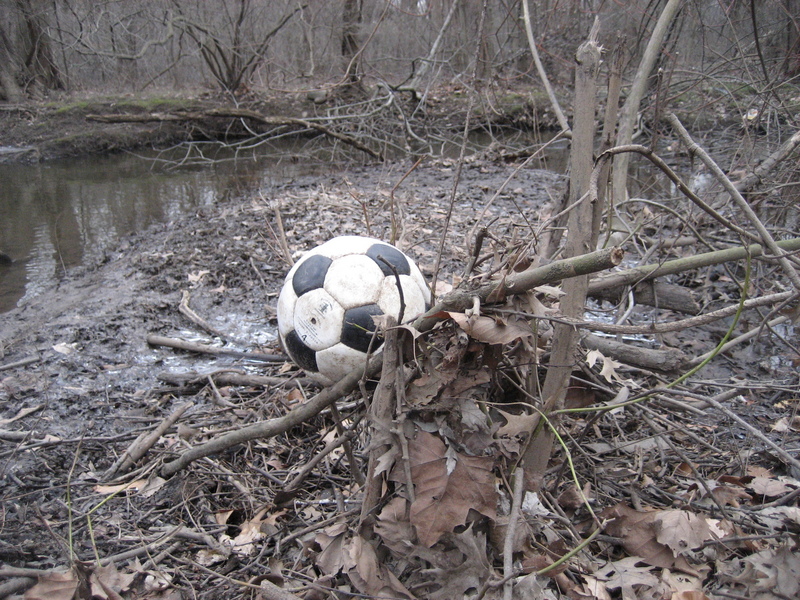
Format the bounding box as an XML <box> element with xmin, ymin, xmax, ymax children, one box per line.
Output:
<box><xmin>1</xmin><ymin>2</ymin><xmax>800</xmax><ymax>600</ymax></box>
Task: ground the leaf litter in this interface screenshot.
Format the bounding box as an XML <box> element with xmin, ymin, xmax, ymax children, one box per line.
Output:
<box><xmin>0</xmin><ymin>156</ymin><xmax>798</xmax><ymax>600</ymax></box>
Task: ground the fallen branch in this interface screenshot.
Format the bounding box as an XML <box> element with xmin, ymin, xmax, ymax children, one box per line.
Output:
<box><xmin>416</xmin><ymin>246</ymin><xmax>624</xmax><ymax>332</ymax></box>
<box><xmin>588</xmin><ymin>238</ymin><xmax>800</xmax><ymax>294</ymax></box>
<box><xmin>147</xmin><ymin>333</ymin><xmax>286</xmax><ymax>363</ymax></box>
<box><xmin>733</xmin><ymin>128</ymin><xmax>800</xmax><ymax>193</ymax></box>
<box><xmin>87</xmin><ymin>108</ymin><xmax>382</xmax><ymax>160</ymax></box>
<box><xmin>686</xmin><ymin>315</ymin><xmax>791</xmax><ymax>368</ymax></box>
<box><xmin>104</xmin><ymin>401</ymin><xmax>193</xmax><ymax>479</ymax></box>
<box><xmin>589</xmin><ymin>280</ymin><xmax>700</xmax><ymax>314</ymax></box>
<box><xmin>667</xmin><ymin>113</ymin><xmax>800</xmax><ymax>290</ymax></box>
<box><xmin>583</xmin><ymin>333</ymin><xmax>686</xmax><ymax>371</ymax></box>
<box><xmin>561</xmin><ymin>291</ymin><xmax>795</xmax><ymax>335</ymax></box>
<box><xmin>157</xmin><ymin>370</ymin><xmax>301</xmax><ymax>389</ymax></box>
<box><xmin>0</xmin><ymin>355</ymin><xmax>40</xmax><ymax>371</ymax></box>
<box><xmin>160</xmin><ymin>354</ymin><xmax>382</xmax><ymax>477</ymax></box>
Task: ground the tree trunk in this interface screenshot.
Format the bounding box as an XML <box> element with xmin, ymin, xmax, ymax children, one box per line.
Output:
<box><xmin>522</xmin><ymin>27</ymin><xmax>601</xmax><ymax>493</ymax></box>
<box><xmin>0</xmin><ymin>22</ymin><xmax>23</xmax><ymax>102</ymax></box>
<box><xmin>15</xmin><ymin>0</ymin><xmax>63</xmax><ymax>93</ymax></box>
<box><xmin>341</xmin><ymin>0</ymin><xmax>362</xmax><ymax>84</ymax></box>
<box><xmin>611</xmin><ymin>0</ymin><xmax>683</xmax><ymax>204</ymax></box>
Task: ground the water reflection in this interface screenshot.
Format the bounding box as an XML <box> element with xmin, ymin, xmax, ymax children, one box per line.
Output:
<box><xmin>0</xmin><ymin>132</ymin><xmax>568</xmax><ymax>314</ymax></box>
<box><xmin>0</xmin><ymin>151</ymin><xmax>326</xmax><ymax>313</ymax></box>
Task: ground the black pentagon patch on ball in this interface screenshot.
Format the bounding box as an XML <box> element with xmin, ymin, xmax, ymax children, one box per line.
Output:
<box><xmin>366</xmin><ymin>243</ymin><xmax>410</xmax><ymax>277</ymax></box>
<box><xmin>341</xmin><ymin>304</ymin><xmax>385</xmax><ymax>353</ymax></box>
<box><xmin>292</xmin><ymin>254</ymin><xmax>332</xmax><ymax>296</ymax></box>
<box><xmin>284</xmin><ymin>330</ymin><xmax>319</xmax><ymax>373</ymax></box>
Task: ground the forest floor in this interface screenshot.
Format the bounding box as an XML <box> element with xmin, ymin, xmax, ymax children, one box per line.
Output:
<box><xmin>0</xmin><ymin>89</ymin><xmax>799</xmax><ymax>600</ymax></box>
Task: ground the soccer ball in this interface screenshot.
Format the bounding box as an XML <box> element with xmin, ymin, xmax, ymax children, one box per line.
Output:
<box><xmin>277</xmin><ymin>236</ymin><xmax>431</xmax><ymax>385</ymax></box>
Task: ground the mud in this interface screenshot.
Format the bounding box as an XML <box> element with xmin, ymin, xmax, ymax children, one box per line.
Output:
<box><xmin>0</xmin><ymin>156</ymin><xmax>564</xmax><ymax>571</ymax></box>
<box><xmin>1</xmin><ymin>91</ymin><xmax>797</xmax><ymax>598</ymax></box>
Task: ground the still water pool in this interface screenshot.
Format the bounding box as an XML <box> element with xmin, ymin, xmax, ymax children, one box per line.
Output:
<box><xmin>0</xmin><ymin>133</ymin><xmax>568</xmax><ymax>314</ymax></box>
<box><xmin>0</xmin><ymin>148</ymin><xmax>332</xmax><ymax>313</ymax></box>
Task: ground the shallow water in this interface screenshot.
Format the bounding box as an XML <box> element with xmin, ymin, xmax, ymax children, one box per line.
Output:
<box><xmin>0</xmin><ymin>147</ymin><xmax>332</xmax><ymax>313</ymax></box>
<box><xmin>0</xmin><ymin>133</ymin><xmax>569</xmax><ymax>314</ymax></box>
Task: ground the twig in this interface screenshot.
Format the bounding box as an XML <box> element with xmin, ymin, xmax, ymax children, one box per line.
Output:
<box><xmin>167</xmin><ymin>552</ymin><xmax>306</xmax><ymax>598</ymax></box>
<box><xmin>147</xmin><ymin>333</ymin><xmax>286</xmax><ymax>362</ymax></box>
<box><xmin>0</xmin><ymin>576</ymin><xmax>35</xmax><ymax>597</ymax></box>
<box><xmin>554</xmin><ymin>291</ymin><xmax>795</xmax><ymax>335</ymax></box>
<box><xmin>687</xmin><ymin>315</ymin><xmax>791</xmax><ymax>367</ymax></box>
<box><xmin>278</xmin><ymin>508</ymin><xmax>360</xmax><ymax>552</ymax></box>
<box><xmin>734</xmin><ymin>128</ymin><xmax>800</xmax><ymax>193</ymax></box>
<box><xmin>0</xmin><ymin>355</ymin><xmax>40</xmax><ymax>371</ymax></box>
<box><xmin>521</xmin><ymin>0</ymin><xmax>570</xmax><ymax>133</ymax></box>
<box><xmin>611</xmin><ymin>0</ymin><xmax>685</xmax><ymax>202</ymax></box>
<box><xmin>268</xmin><ymin>198</ymin><xmax>294</xmax><ymax>267</ymax></box>
<box><xmin>359</xmin><ymin>319</ymin><xmax>399</xmax><ymax>525</ymax></box>
<box><xmin>587</xmin><ymin>238</ymin><xmax>800</xmax><ymax>293</ymax></box>
<box><xmin>280</xmin><ymin>416</ymin><xmax>363</xmax><ymax>498</ymax></box>
<box><xmin>703</xmin><ymin>392</ymin><xmax>800</xmax><ymax>474</ymax></box>
<box><xmin>178</xmin><ymin>291</ymin><xmax>229</xmax><ymax>340</ymax></box>
<box><xmin>667</xmin><ymin>113</ymin><xmax>800</xmax><ymax>290</ymax></box>
<box><xmin>104</xmin><ymin>402</ymin><xmax>192</xmax><ymax>479</ymax></box>
<box><xmin>503</xmin><ymin>469</ymin><xmax>526</xmax><ymax>600</ymax></box>
<box><xmin>430</xmin><ymin>0</ymin><xmax>487</xmax><ymax>295</ymax></box>
<box><xmin>416</xmin><ymin>246</ymin><xmax>624</xmax><ymax>332</ymax></box>
<box><xmin>157</xmin><ymin>370</ymin><xmax>298</xmax><ymax>389</ymax></box>
<box><xmin>595</xmin><ymin>144</ymin><xmax>753</xmax><ymax>241</ymax></box>
<box><xmin>160</xmin><ymin>353</ymin><xmax>383</xmax><ymax>477</ymax></box>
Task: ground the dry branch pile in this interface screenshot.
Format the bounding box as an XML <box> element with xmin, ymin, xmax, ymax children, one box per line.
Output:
<box><xmin>2</xmin><ymin>125</ymin><xmax>798</xmax><ymax>600</ymax></box>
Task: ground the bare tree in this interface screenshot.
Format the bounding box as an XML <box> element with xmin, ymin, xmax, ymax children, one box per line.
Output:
<box><xmin>341</xmin><ymin>0</ymin><xmax>363</xmax><ymax>84</ymax></box>
<box><xmin>173</xmin><ymin>0</ymin><xmax>306</xmax><ymax>94</ymax></box>
<box><xmin>0</xmin><ymin>20</ymin><xmax>23</xmax><ymax>101</ymax></box>
<box><xmin>0</xmin><ymin>0</ymin><xmax>62</xmax><ymax>99</ymax></box>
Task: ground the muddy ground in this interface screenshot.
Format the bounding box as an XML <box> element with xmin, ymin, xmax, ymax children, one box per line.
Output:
<box><xmin>1</xmin><ymin>92</ymin><xmax>799</xmax><ymax>600</ymax></box>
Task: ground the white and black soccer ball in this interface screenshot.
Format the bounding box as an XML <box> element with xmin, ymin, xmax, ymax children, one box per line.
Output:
<box><xmin>277</xmin><ymin>236</ymin><xmax>431</xmax><ymax>385</ymax></box>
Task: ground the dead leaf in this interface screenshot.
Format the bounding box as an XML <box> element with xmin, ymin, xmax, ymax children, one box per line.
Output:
<box><xmin>89</xmin><ymin>563</ymin><xmax>135</xmax><ymax>600</ymax></box>
<box><xmin>316</xmin><ymin>526</ymin><xmax>413</xmax><ymax>599</ymax></box>
<box><xmin>557</xmin><ymin>483</ymin><xmax>592</xmax><ymax>514</ymax></box>
<box><xmin>375</xmin><ymin>497</ymin><xmax>416</xmax><ymax>554</ymax></box>
<box><xmin>343</xmin><ymin>534</ymin><xmax>414</xmax><ymax>599</ymax></box>
<box><xmin>594</xmin><ymin>557</ymin><xmax>662</xmax><ymax>595</ymax></box>
<box><xmin>52</xmin><ymin>342</ymin><xmax>77</xmax><ymax>355</ymax></box>
<box><xmin>405</xmin><ymin>431</ymin><xmax>497</xmax><ymax>547</ymax></box>
<box><xmin>653</xmin><ymin>510</ymin><xmax>712</xmax><ymax>555</ymax></box>
<box><xmin>662</xmin><ymin>569</ymin><xmax>706</xmax><ymax>600</ymax></box>
<box><xmin>315</xmin><ymin>523</ymin><xmax>349</xmax><ymax>576</ymax></box>
<box><xmin>722</xmin><ymin>544</ymin><xmax>800</xmax><ymax>599</ymax></box>
<box><xmin>754</xmin><ymin>505</ymin><xmax>800</xmax><ymax>529</ymax></box>
<box><xmin>0</xmin><ymin>404</ymin><xmax>43</xmax><ymax>426</ymax></box>
<box><xmin>446</xmin><ymin>311</ymin><xmax>533</xmax><ymax>345</ymax></box>
<box><xmin>601</xmin><ymin>503</ymin><xmax>699</xmax><ymax>575</ymax></box>
<box><xmin>494</xmin><ymin>408</ymin><xmax>539</xmax><ymax>457</ymax></box>
<box><xmin>221</xmin><ymin>507</ymin><xmax>272</xmax><ymax>557</ymax></box>
<box><xmin>574</xmin><ymin>576</ymin><xmax>612</xmax><ymax>600</ymax></box>
<box><xmin>413</xmin><ymin>526</ymin><xmax>491</xmax><ymax>600</ymax></box>
<box><xmin>24</xmin><ymin>568</ymin><xmax>80</xmax><ymax>600</ymax></box>
<box><xmin>407</xmin><ymin>369</ymin><xmax>457</xmax><ymax>406</ymax></box>
<box><xmin>708</xmin><ymin>484</ymin><xmax>752</xmax><ymax>508</ymax></box>
<box><xmin>747</xmin><ymin>476</ymin><xmax>795</xmax><ymax>497</ymax></box>
<box><xmin>187</xmin><ymin>270</ymin><xmax>210</xmax><ymax>283</ymax></box>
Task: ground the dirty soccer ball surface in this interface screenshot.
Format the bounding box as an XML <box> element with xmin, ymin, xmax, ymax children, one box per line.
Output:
<box><xmin>277</xmin><ymin>236</ymin><xmax>431</xmax><ymax>385</ymax></box>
